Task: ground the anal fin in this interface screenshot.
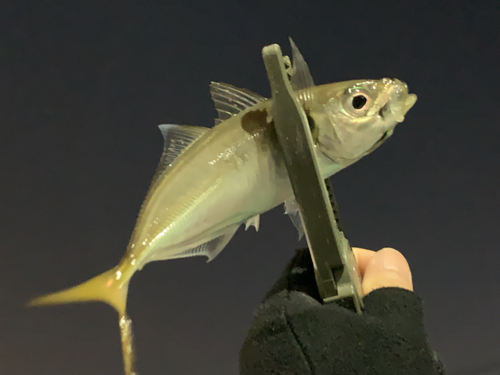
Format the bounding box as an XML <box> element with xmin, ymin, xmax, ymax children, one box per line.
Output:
<box><xmin>148</xmin><ymin>224</ymin><xmax>241</xmax><ymax>264</ymax></box>
<box><xmin>180</xmin><ymin>224</ymin><xmax>240</xmax><ymax>262</ymax></box>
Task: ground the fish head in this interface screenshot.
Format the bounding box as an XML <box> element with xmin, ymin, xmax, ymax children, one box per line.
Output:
<box><xmin>310</xmin><ymin>78</ymin><xmax>417</xmax><ymax>164</ymax></box>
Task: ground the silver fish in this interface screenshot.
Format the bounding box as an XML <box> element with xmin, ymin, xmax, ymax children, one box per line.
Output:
<box><xmin>29</xmin><ymin>40</ymin><xmax>417</xmax><ymax>375</ymax></box>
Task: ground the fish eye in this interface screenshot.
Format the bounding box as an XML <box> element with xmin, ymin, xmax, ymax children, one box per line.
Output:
<box><xmin>352</xmin><ymin>94</ymin><xmax>368</xmax><ymax>110</ymax></box>
<box><xmin>343</xmin><ymin>88</ymin><xmax>371</xmax><ymax>116</ymax></box>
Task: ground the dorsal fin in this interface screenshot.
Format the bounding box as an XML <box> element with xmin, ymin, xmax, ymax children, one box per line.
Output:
<box><xmin>210</xmin><ymin>82</ymin><xmax>266</xmax><ymax>125</ymax></box>
<box><xmin>288</xmin><ymin>38</ymin><xmax>315</xmax><ymax>109</ymax></box>
<box><xmin>289</xmin><ymin>38</ymin><xmax>315</xmax><ymax>91</ymax></box>
<box><xmin>151</xmin><ymin>124</ymin><xmax>209</xmax><ymax>186</ymax></box>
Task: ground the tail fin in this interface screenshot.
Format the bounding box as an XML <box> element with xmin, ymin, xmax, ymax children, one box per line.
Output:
<box><xmin>28</xmin><ymin>267</ymin><xmax>128</xmax><ymax>314</ymax></box>
<box><xmin>29</xmin><ymin>266</ymin><xmax>137</xmax><ymax>375</ymax></box>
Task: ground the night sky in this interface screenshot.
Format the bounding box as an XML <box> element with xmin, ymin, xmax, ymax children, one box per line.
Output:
<box><xmin>1</xmin><ymin>1</ymin><xmax>499</xmax><ymax>374</ymax></box>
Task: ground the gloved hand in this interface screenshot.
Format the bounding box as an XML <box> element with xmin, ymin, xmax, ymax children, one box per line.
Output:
<box><xmin>239</xmin><ymin>247</ymin><xmax>445</xmax><ymax>375</ymax></box>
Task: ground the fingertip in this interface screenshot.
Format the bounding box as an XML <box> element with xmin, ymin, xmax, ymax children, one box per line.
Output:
<box><xmin>362</xmin><ymin>247</ymin><xmax>413</xmax><ymax>296</ymax></box>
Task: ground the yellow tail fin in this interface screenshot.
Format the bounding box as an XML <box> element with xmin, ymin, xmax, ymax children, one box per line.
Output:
<box><xmin>28</xmin><ymin>267</ymin><xmax>128</xmax><ymax>314</ymax></box>
<box><xmin>29</xmin><ymin>265</ymin><xmax>137</xmax><ymax>375</ymax></box>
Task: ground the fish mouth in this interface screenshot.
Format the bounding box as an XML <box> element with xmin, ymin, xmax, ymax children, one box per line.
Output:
<box><xmin>392</xmin><ymin>79</ymin><xmax>417</xmax><ymax>120</ymax></box>
<box><xmin>377</xmin><ymin>79</ymin><xmax>417</xmax><ymax>122</ymax></box>
<box><xmin>402</xmin><ymin>93</ymin><xmax>417</xmax><ymax>114</ymax></box>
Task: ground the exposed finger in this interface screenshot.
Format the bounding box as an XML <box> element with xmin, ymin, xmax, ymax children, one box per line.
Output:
<box><xmin>362</xmin><ymin>247</ymin><xmax>413</xmax><ymax>296</ymax></box>
<box><xmin>352</xmin><ymin>247</ymin><xmax>375</xmax><ymax>277</ymax></box>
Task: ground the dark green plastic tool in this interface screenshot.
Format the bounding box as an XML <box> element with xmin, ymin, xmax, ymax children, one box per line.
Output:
<box><xmin>262</xmin><ymin>43</ymin><xmax>364</xmax><ymax>314</ymax></box>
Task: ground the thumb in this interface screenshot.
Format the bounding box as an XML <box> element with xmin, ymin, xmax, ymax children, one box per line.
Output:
<box><xmin>362</xmin><ymin>247</ymin><xmax>413</xmax><ymax>296</ymax></box>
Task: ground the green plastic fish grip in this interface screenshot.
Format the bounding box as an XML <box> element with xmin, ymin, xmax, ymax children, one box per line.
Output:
<box><xmin>262</xmin><ymin>43</ymin><xmax>364</xmax><ymax>314</ymax></box>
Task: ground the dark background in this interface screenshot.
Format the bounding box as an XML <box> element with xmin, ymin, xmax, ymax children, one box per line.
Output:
<box><xmin>1</xmin><ymin>1</ymin><xmax>499</xmax><ymax>374</ymax></box>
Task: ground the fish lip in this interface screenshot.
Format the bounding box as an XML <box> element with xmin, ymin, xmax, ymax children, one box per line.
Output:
<box><xmin>378</xmin><ymin>85</ymin><xmax>416</xmax><ymax>122</ymax></box>
<box><xmin>402</xmin><ymin>93</ymin><xmax>417</xmax><ymax>114</ymax></box>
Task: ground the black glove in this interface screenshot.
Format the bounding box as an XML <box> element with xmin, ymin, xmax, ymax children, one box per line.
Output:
<box><xmin>239</xmin><ymin>248</ymin><xmax>445</xmax><ymax>375</ymax></box>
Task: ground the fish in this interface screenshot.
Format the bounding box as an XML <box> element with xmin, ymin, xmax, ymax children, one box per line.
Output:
<box><xmin>28</xmin><ymin>39</ymin><xmax>417</xmax><ymax>375</ymax></box>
